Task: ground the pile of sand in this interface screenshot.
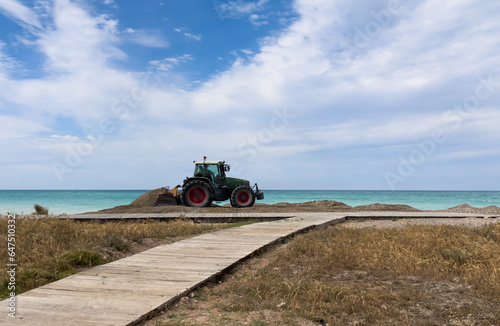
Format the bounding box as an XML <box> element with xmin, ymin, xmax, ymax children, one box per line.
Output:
<box><xmin>351</xmin><ymin>203</ymin><xmax>420</xmax><ymax>212</ymax></box>
<box><xmin>129</xmin><ymin>188</ymin><xmax>168</xmax><ymax>207</ymax></box>
<box><xmin>89</xmin><ymin>188</ymin><xmax>500</xmax><ymax>215</ymax></box>
<box><xmin>441</xmin><ymin>204</ymin><xmax>500</xmax><ymax>215</ymax></box>
<box><xmin>222</xmin><ymin>200</ymin><xmax>353</xmax><ymax>211</ymax></box>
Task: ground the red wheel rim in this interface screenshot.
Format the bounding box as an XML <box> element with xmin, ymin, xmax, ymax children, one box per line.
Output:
<box><xmin>188</xmin><ymin>187</ymin><xmax>206</xmax><ymax>205</ymax></box>
<box><xmin>237</xmin><ymin>190</ymin><xmax>251</xmax><ymax>205</ymax></box>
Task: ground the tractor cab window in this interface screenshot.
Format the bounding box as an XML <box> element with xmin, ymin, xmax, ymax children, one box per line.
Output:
<box><xmin>194</xmin><ymin>164</ymin><xmax>221</xmax><ymax>183</ymax></box>
<box><xmin>194</xmin><ymin>165</ymin><xmax>205</xmax><ymax>177</ymax></box>
<box><xmin>206</xmin><ymin>164</ymin><xmax>220</xmax><ymax>181</ymax></box>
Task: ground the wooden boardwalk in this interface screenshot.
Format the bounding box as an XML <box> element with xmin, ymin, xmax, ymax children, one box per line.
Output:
<box><xmin>65</xmin><ymin>212</ymin><xmax>295</xmax><ymax>223</ymax></box>
<box><xmin>65</xmin><ymin>211</ymin><xmax>491</xmax><ymax>223</ymax></box>
<box><xmin>2</xmin><ymin>213</ymin><xmax>345</xmax><ymax>326</ymax></box>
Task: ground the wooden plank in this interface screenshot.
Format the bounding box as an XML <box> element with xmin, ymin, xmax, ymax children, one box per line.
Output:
<box><xmin>66</xmin><ymin>212</ymin><xmax>296</xmax><ymax>223</ymax></box>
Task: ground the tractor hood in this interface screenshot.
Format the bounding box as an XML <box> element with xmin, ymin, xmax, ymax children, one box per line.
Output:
<box><xmin>225</xmin><ymin>177</ymin><xmax>250</xmax><ymax>189</ymax></box>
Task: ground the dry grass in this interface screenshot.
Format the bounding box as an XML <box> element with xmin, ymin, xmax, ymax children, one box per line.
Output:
<box><xmin>0</xmin><ymin>217</ymin><xmax>234</xmax><ymax>298</ymax></box>
<box><xmin>148</xmin><ymin>223</ymin><xmax>500</xmax><ymax>326</ymax></box>
<box><xmin>281</xmin><ymin>224</ymin><xmax>500</xmax><ymax>298</ymax></box>
<box><xmin>263</xmin><ymin>224</ymin><xmax>500</xmax><ymax>324</ymax></box>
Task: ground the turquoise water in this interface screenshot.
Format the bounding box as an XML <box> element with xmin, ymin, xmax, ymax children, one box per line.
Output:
<box><xmin>0</xmin><ymin>190</ymin><xmax>146</xmax><ymax>215</ymax></box>
<box><xmin>264</xmin><ymin>190</ymin><xmax>500</xmax><ymax>211</ymax></box>
<box><xmin>1</xmin><ymin>190</ymin><xmax>500</xmax><ymax>215</ymax></box>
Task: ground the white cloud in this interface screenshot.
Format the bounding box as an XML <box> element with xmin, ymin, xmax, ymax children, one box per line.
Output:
<box><xmin>0</xmin><ymin>41</ymin><xmax>22</xmax><ymax>74</ymax></box>
<box><xmin>0</xmin><ymin>115</ymin><xmax>50</xmax><ymax>140</ymax></box>
<box><xmin>184</xmin><ymin>32</ymin><xmax>202</xmax><ymax>41</ymax></box>
<box><xmin>215</xmin><ymin>0</ymin><xmax>270</xmax><ymax>26</ymax></box>
<box><xmin>202</xmin><ymin>0</ymin><xmax>500</xmax><ymax>119</ymax></box>
<box><xmin>0</xmin><ymin>0</ymin><xmax>138</xmax><ymax>122</ymax></box>
<box><xmin>249</xmin><ymin>14</ymin><xmax>268</xmax><ymax>26</ymax></box>
<box><xmin>36</xmin><ymin>3</ymin><xmax>125</xmax><ymax>72</ymax></box>
<box><xmin>123</xmin><ymin>29</ymin><xmax>169</xmax><ymax>48</ymax></box>
<box><xmin>173</xmin><ymin>27</ymin><xmax>202</xmax><ymax>41</ymax></box>
<box><xmin>431</xmin><ymin>149</ymin><xmax>500</xmax><ymax>163</ymax></box>
<box><xmin>149</xmin><ymin>54</ymin><xmax>193</xmax><ymax>72</ymax></box>
<box><xmin>0</xmin><ymin>0</ymin><xmax>42</xmax><ymax>29</ymax></box>
<box><xmin>216</xmin><ymin>0</ymin><xmax>269</xmax><ymax>17</ymax></box>
<box><xmin>50</xmin><ymin>134</ymin><xmax>80</xmax><ymax>142</ymax></box>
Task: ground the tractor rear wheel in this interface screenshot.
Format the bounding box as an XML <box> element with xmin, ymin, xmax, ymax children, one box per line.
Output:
<box><xmin>181</xmin><ymin>181</ymin><xmax>213</xmax><ymax>207</ymax></box>
<box><xmin>230</xmin><ymin>186</ymin><xmax>255</xmax><ymax>208</ymax></box>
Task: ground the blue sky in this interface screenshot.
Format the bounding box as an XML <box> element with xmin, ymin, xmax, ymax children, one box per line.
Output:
<box><xmin>0</xmin><ymin>0</ymin><xmax>499</xmax><ymax>191</ymax></box>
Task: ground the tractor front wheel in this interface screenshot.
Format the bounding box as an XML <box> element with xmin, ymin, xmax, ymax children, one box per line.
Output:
<box><xmin>230</xmin><ymin>186</ymin><xmax>255</xmax><ymax>208</ymax></box>
<box><xmin>181</xmin><ymin>181</ymin><xmax>213</xmax><ymax>207</ymax></box>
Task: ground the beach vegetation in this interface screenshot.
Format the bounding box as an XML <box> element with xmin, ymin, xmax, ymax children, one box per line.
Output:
<box><xmin>33</xmin><ymin>204</ymin><xmax>49</xmax><ymax>216</ymax></box>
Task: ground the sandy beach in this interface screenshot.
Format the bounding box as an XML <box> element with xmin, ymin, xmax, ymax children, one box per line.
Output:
<box><xmin>89</xmin><ymin>188</ymin><xmax>500</xmax><ymax>216</ymax></box>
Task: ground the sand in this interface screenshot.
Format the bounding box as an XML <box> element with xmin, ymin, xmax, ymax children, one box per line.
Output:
<box><xmin>89</xmin><ymin>188</ymin><xmax>500</xmax><ymax>215</ymax></box>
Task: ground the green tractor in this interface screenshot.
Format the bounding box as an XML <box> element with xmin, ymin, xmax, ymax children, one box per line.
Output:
<box><xmin>180</xmin><ymin>157</ymin><xmax>264</xmax><ymax>208</ymax></box>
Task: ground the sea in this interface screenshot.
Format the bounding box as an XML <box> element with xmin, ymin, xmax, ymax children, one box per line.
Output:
<box><xmin>1</xmin><ymin>190</ymin><xmax>500</xmax><ymax>216</ymax></box>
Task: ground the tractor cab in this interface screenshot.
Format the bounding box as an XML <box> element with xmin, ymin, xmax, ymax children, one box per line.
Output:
<box><xmin>192</xmin><ymin>160</ymin><xmax>227</xmax><ymax>186</ymax></box>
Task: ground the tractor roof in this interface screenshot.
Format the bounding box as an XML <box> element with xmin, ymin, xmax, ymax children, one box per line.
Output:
<box><xmin>194</xmin><ymin>160</ymin><xmax>223</xmax><ymax>165</ymax></box>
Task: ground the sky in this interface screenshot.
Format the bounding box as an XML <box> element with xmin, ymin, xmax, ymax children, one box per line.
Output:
<box><xmin>0</xmin><ymin>0</ymin><xmax>499</xmax><ymax>191</ymax></box>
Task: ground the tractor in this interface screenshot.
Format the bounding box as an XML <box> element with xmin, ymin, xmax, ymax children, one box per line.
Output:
<box><xmin>155</xmin><ymin>157</ymin><xmax>264</xmax><ymax>208</ymax></box>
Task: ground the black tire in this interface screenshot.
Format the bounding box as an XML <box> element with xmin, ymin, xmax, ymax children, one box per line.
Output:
<box><xmin>181</xmin><ymin>181</ymin><xmax>213</xmax><ymax>207</ymax></box>
<box><xmin>230</xmin><ymin>186</ymin><xmax>255</xmax><ymax>208</ymax></box>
